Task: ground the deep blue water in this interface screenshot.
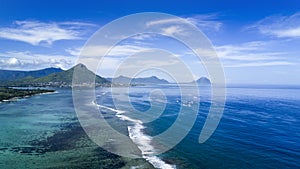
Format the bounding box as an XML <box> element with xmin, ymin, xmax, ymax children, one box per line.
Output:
<box><xmin>96</xmin><ymin>85</ymin><xmax>300</xmax><ymax>169</ymax></box>
<box><xmin>163</xmin><ymin>87</ymin><xmax>300</xmax><ymax>169</ymax></box>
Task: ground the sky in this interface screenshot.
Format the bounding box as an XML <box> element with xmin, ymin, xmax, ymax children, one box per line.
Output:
<box><xmin>0</xmin><ymin>0</ymin><xmax>300</xmax><ymax>85</ymax></box>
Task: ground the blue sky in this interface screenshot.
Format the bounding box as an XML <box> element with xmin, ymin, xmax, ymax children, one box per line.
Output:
<box><xmin>0</xmin><ymin>0</ymin><xmax>300</xmax><ymax>85</ymax></box>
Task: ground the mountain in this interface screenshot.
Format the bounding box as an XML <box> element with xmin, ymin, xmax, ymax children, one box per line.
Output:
<box><xmin>31</xmin><ymin>64</ymin><xmax>110</xmax><ymax>86</ymax></box>
<box><xmin>107</xmin><ymin>75</ymin><xmax>169</xmax><ymax>85</ymax></box>
<box><xmin>0</xmin><ymin>64</ymin><xmax>110</xmax><ymax>87</ymax></box>
<box><xmin>0</xmin><ymin>67</ymin><xmax>63</xmax><ymax>81</ymax></box>
<box><xmin>196</xmin><ymin>77</ymin><xmax>211</xmax><ymax>85</ymax></box>
<box><xmin>106</xmin><ymin>76</ymin><xmax>131</xmax><ymax>84</ymax></box>
<box><xmin>133</xmin><ymin>76</ymin><xmax>169</xmax><ymax>84</ymax></box>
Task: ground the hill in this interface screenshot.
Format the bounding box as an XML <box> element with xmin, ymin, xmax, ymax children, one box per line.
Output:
<box><xmin>30</xmin><ymin>64</ymin><xmax>110</xmax><ymax>87</ymax></box>
<box><xmin>196</xmin><ymin>77</ymin><xmax>211</xmax><ymax>85</ymax></box>
<box><xmin>107</xmin><ymin>75</ymin><xmax>169</xmax><ymax>85</ymax></box>
<box><xmin>0</xmin><ymin>67</ymin><xmax>63</xmax><ymax>81</ymax></box>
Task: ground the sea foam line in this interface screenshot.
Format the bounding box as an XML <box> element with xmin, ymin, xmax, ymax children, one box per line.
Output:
<box><xmin>94</xmin><ymin>102</ymin><xmax>176</xmax><ymax>169</ymax></box>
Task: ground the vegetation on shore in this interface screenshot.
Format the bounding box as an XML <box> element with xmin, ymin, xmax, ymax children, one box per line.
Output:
<box><xmin>0</xmin><ymin>87</ymin><xmax>54</xmax><ymax>102</ymax></box>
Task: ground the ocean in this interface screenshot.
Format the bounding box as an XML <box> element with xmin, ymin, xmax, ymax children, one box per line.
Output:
<box><xmin>0</xmin><ymin>85</ymin><xmax>299</xmax><ymax>168</ymax></box>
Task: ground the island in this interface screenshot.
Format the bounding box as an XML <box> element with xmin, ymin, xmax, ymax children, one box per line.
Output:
<box><xmin>0</xmin><ymin>87</ymin><xmax>55</xmax><ymax>102</ymax></box>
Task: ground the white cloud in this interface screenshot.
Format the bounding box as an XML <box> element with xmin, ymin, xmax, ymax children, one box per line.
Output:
<box><xmin>0</xmin><ymin>51</ymin><xmax>76</xmax><ymax>70</ymax></box>
<box><xmin>0</xmin><ymin>20</ymin><xmax>95</xmax><ymax>46</ymax></box>
<box><xmin>59</xmin><ymin>21</ymin><xmax>98</xmax><ymax>27</ymax></box>
<box><xmin>146</xmin><ymin>18</ymin><xmax>185</xmax><ymax>27</ymax></box>
<box><xmin>249</xmin><ymin>12</ymin><xmax>300</xmax><ymax>38</ymax></box>
<box><xmin>108</xmin><ymin>45</ymin><xmax>150</xmax><ymax>56</ymax></box>
<box><xmin>146</xmin><ymin>14</ymin><xmax>222</xmax><ymax>32</ymax></box>
<box><xmin>215</xmin><ymin>41</ymin><xmax>294</xmax><ymax>67</ymax></box>
<box><xmin>7</xmin><ymin>57</ymin><xmax>20</xmax><ymax>65</ymax></box>
<box><xmin>130</xmin><ymin>34</ymin><xmax>156</xmax><ymax>41</ymax></box>
<box><xmin>186</xmin><ymin>14</ymin><xmax>222</xmax><ymax>31</ymax></box>
<box><xmin>78</xmin><ymin>44</ymin><xmax>152</xmax><ymax>58</ymax></box>
<box><xmin>273</xmin><ymin>27</ymin><xmax>300</xmax><ymax>38</ymax></box>
<box><xmin>226</xmin><ymin>61</ymin><xmax>294</xmax><ymax>68</ymax></box>
<box><xmin>143</xmin><ymin>14</ymin><xmax>223</xmax><ymax>41</ymax></box>
<box><xmin>216</xmin><ymin>41</ymin><xmax>282</xmax><ymax>61</ymax></box>
<box><xmin>161</xmin><ymin>26</ymin><xmax>185</xmax><ymax>36</ymax></box>
<box><xmin>65</xmin><ymin>48</ymin><xmax>81</xmax><ymax>56</ymax></box>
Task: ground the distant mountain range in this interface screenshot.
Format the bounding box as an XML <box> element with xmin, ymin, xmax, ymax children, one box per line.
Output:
<box><xmin>0</xmin><ymin>64</ymin><xmax>109</xmax><ymax>87</ymax></box>
<box><xmin>0</xmin><ymin>67</ymin><xmax>63</xmax><ymax>81</ymax></box>
<box><xmin>107</xmin><ymin>76</ymin><xmax>211</xmax><ymax>85</ymax></box>
<box><xmin>107</xmin><ymin>75</ymin><xmax>169</xmax><ymax>85</ymax></box>
<box><xmin>0</xmin><ymin>64</ymin><xmax>210</xmax><ymax>87</ymax></box>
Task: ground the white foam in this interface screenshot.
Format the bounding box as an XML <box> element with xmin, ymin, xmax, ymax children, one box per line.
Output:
<box><xmin>95</xmin><ymin>102</ymin><xmax>176</xmax><ymax>169</ymax></box>
<box><xmin>144</xmin><ymin>156</ymin><xmax>176</xmax><ymax>169</ymax></box>
<box><xmin>128</xmin><ymin>123</ymin><xmax>176</xmax><ymax>169</ymax></box>
<box><xmin>93</xmin><ymin>101</ymin><xmax>125</xmax><ymax>115</ymax></box>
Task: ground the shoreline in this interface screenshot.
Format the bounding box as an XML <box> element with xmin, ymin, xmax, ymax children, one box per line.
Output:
<box><xmin>0</xmin><ymin>87</ymin><xmax>55</xmax><ymax>103</ymax></box>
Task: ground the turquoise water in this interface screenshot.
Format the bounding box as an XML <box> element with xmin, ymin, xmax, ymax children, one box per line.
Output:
<box><xmin>0</xmin><ymin>89</ymin><xmax>149</xmax><ymax>168</ymax></box>
<box><xmin>0</xmin><ymin>90</ymin><xmax>75</xmax><ymax>167</ymax></box>
<box><xmin>0</xmin><ymin>86</ymin><xmax>300</xmax><ymax>168</ymax></box>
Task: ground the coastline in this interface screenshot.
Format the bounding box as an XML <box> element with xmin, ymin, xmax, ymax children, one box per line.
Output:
<box><xmin>0</xmin><ymin>87</ymin><xmax>55</xmax><ymax>103</ymax></box>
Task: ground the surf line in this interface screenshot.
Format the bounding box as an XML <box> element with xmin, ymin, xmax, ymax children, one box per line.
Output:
<box><xmin>94</xmin><ymin>102</ymin><xmax>176</xmax><ymax>169</ymax></box>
